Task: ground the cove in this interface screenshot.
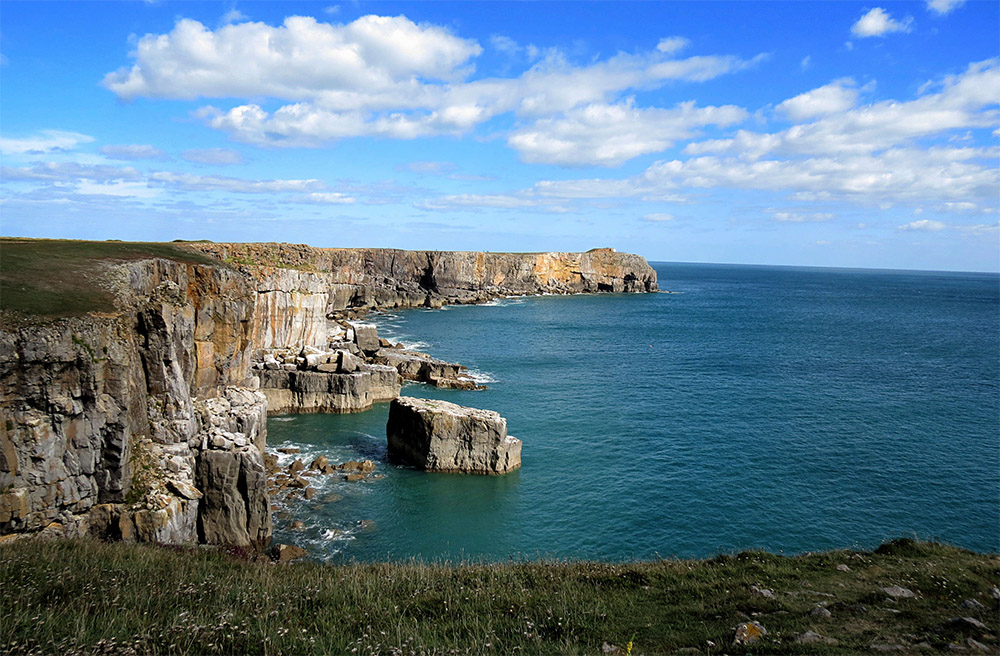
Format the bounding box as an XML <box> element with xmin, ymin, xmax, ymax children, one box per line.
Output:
<box><xmin>268</xmin><ymin>262</ymin><xmax>1000</xmax><ymax>562</ymax></box>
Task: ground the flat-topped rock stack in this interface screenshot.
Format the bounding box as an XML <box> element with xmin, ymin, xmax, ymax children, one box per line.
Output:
<box><xmin>386</xmin><ymin>397</ymin><xmax>521</xmax><ymax>475</ymax></box>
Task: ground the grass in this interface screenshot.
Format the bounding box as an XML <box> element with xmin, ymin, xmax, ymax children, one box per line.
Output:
<box><xmin>1</xmin><ymin>538</ymin><xmax>996</xmax><ymax>655</ymax></box>
<box><xmin>0</xmin><ymin>238</ymin><xmax>222</xmax><ymax>318</ymax></box>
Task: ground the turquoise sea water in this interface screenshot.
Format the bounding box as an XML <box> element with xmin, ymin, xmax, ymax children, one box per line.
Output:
<box><xmin>268</xmin><ymin>263</ymin><xmax>1000</xmax><ymax>562</ymax></box>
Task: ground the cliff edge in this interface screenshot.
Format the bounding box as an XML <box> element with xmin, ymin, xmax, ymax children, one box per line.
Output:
<box><xmin>0</xmin><ymin>239</ymin><xmax>657</xmax><ymax>547</ymax></box>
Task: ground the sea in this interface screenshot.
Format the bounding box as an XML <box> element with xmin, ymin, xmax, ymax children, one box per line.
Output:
<box><xmin>268</xmin><ymin>262</ymin><xmax>1000</xmax><ymax>562</ymax></box>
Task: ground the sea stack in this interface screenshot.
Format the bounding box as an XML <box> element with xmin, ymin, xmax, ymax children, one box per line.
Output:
<box><xmin>386</xmin><ymin>398</ymin><xmax>521</xmax><ymax>475</ymax></box>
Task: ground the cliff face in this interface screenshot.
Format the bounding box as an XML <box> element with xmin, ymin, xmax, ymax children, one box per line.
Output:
<box><xmin>1</xmin><ymin>258</ymin><xmax>270</xmax><ymax>547</ymax></box>
<box><xmin>1</xmin><ymin>241</ymin><xmax>656</xmax><ymax>546</ymax></box>
<box><xmin>188</xmin><ymin>243</ymin><xmax>658</xmax><ymax>350</ymax></box>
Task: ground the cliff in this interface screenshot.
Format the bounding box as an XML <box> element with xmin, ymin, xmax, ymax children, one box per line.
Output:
<box><xmin>0</xmin><ymin>239</ymin><xmax>657</xmax><ymax>547</ymax></box>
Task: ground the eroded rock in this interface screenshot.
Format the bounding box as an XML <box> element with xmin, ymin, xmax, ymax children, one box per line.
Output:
<box><xmin>386</xmin><ymin>397</ymin><xmax>521</xmax><ymax>474</ymax></box>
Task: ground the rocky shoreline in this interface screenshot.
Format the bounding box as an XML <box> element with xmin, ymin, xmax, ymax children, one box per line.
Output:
<box><xmin>0</xmin><ymin>239</ymin><xmax>658</xmax><ymax>552</ymax></box>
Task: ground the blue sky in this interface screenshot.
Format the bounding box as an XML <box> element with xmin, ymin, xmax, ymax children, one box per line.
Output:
<box><xmin>1</xmin><ymin>1</ymin><xmax>998</xmax><ymax>271</ymax></box>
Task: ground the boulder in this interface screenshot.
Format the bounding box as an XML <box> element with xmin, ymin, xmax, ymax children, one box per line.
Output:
<box><xmin>352</xmin><ymin>323</ymin><xmax>380</xmax><ymax>354</ymax></box>
<box><xmin>386</xmin><ymin>397</ymin><xmax>521</xmax><ymax>474</ymax></box>
<box><xmin>195</xmin><ymin>449</ymin><xmax>271</xmax><ymax>548</ymax></box>
<box><xmin>273</xmin><ymin>543</ymin><xmax>307</xmax><ymax>562</ymax></box>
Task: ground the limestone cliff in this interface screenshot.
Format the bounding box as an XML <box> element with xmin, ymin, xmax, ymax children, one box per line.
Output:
<box><xmin>1</xmin><ymin>257</ymin><xmax>270</xmax><ymax>547</ymax></box>
<box><xmin>0</xmin><ymin>240</ymin><xmax>656</xmax><ymax>546</ymax></box>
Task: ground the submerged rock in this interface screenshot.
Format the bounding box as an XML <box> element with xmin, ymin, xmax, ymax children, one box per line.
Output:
<box><xmin>386</xmin><ymin>397</ymin><xmax>521</xmax><ymax>475</ymax></box>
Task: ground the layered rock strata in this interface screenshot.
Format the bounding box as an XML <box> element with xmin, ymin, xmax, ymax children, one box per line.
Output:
<box><xmin>188</xmin><ymin>244</ymin><xmax>658</xmax><ymax>318</ymax></box>
<box><xmin>1</xmin><ymin>259</ymin><xmax>270</xmax><ymax>546</ymax></box>
<box><xmin>1</xmin><ymin>242</ymin><xmax>654</xmax><ymax>544</ymax></box>
<box><xmin>386</xmin><ymin>397</ymin><xmax>522</xmax><ymax>475</ymax></box>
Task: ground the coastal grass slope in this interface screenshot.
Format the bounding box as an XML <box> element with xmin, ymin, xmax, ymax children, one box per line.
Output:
<box><xmin>2</xmin><ymin>538</ymin><xmax>997</xmax><ymax>655</ymax></box>
<box><xmin>0</xmin><ymin>238</ymin><xmax>220</xmax><ymax>318</ymax></box>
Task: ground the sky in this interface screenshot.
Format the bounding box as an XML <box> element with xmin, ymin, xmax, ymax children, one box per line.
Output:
<box><xmin>1</xmin><ymin>1</ymin><xmax>998</xmax><ymax>271</ymax></box>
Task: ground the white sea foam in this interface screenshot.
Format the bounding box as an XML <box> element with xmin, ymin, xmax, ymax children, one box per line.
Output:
<box><xmin>271</xmin><ymin>417</ymin><xmax>295</xmax><ymax>422</ymax></box>
<box><xmin>465</xmin><ymin>369</ymin><xmax>497</xmax><ymax>384</ymax></box>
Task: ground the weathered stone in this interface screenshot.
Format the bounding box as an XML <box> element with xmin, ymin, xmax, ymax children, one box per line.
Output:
<box><xmin>836</xmin><ymin>563</ymin><xmax>852</xmax><ymax>572</ymax></box>
<box><xmin>344</xmin><ymin>473</ymin><xmax>366</xmax><ymax>482</ymax></box>
<box><xmin>947</xmin><ymin>617</ymin><xmax>989</xmax><ymax>633</ymax></box>
<box><xmin>289</xmin><ymin>460</ymin><xmax>305</xmax><ymax>474</ymax></box>
<box><xmin>883</xmin><ymin>585</ymin><xmax>916</xmax><ymax>599</ymax></box>
<box><xmin>386</xmin><ymin>397</ymin><xmax>521</xmax><ymax>474</ymax></box>
<box><xmin>290</xmin><ymin>520</ymin><xmax>306</xmax><ymax>531</ymax></box>
<box><xmin>351</xmin><ymin>323</ymin><xmax>380</xmax><ymax>354</ymax></box>
<box><xmin>274</xmin><ymin>543</ymin><xmax>307</xmax><ymax>562</ymax></box>
<box><xmin>960</xmin><ymin>599</ymin><xmax>986</xmax><ymax>612</ymax></box>
<box><xmin>309</xmin><ymin>456</ymin><xmax>329</xmax><ymax>470</ymax></box>
<box><xmin>303</xmin><ymin>487</ymin><xmax>317</xmax><ymax>500</ymax></box>
<box><xmin>277</xmin><ymin>447</ymin><xmax>300</xmax><ymax>454</ymax></box>
<box><xmin>811</xmin><ymin>605</ymin><xmax>832</xmax><ymax>618</ymax></box>
<box><xmin>339</xmin><ymin>459</ymin><xmax>376</xmax><ymax>473</ymax></box>
<box><xmin>750</xmin><ymin>585</ymin><xmax>775</xmax><ymax>599</ymax></box>
<box><xmin>196</xmin><ymin>448</ymin><xmax>271</xmax><ymax>548</ymax></box>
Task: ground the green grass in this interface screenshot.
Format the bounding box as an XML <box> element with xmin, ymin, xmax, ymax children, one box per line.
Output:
<box><xmin>0</xmin><ymin>238</ymin><xmax>222</xmax><ymax>318</ymax></box>
<box><xmin>1</xmin><ymin>538</ymin><xmax>996</xmax><ymax>655</ymax></box>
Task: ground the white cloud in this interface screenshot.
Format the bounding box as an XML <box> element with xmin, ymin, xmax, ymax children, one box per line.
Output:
<box><xmin>75</xmin><ymin>180</ymin><xmax>161</xmax><ymax>198</ymax></box>
<box><xmin>685</xmin><ymin>60</ymin><xmax>1000</xmax><ymax>159</ymax></box>
<box><xmin>656</xmin><ymin>37</ymin><xmax>690</xmax><ymax>55</ymax></box>
<box><xmin>290</xmin><ymin>192</ymin><xmax>355</xmax><ymax>204</ymax></box>
<box><xmin>181</xmin><ymin>148</ymin><xmax>245</xmax><ymax>165</ymax></box>
<box><xmin>103</xmin><ymin>15</ymin><xmax>483</xmax><ymax>101</ymax></box>
<box><xmin>770</xmin><ymin>210</ymin><xmax>835</xmax><ymax>222</ymax></box>
<box><xmin>926</xmin><ymin>0</ymin><xmax>965</xmax><ymax>15</ymax></box>
<box><xmin>100</xmin><ymin>144</ymin><xmax>168</xmax><ymax>160</ymax></box>
<box><xmin>642</xmin><ymin>213</ymin><xmax>674</xmax><ymax>222</ymax></box>
<box><xmin>221</xmin><ymin>9</ymin><xmax>247</xmax><ymax>24</ymax></box>
<box><xmin>0</xmin><ymin>162</ymin><xmax>142</xmax><ymax>182</ymax></box>
<box><xmin>898</xmin><ymin>219</ymin><xmax>947</xmax><ymax>231</ymax></box>
<box><xmin>104</xmin><ymin>15</ymin><xmax>762</xmax><ymax>156</ymax></box>
<box><xmin>0</xmin><ymin>130</ymin><xmax>94</xmax><ymax>155</ymax></box>
<box><xmin>851</xmin><ymin>8</ymin><xmax>913</xmax><ymax>38</ymax></box>
<box><xmin>148</xmin><ymin>171</ymin><xmax>323</xmax><ymax>193</ymax></box>
<box><xmin>776</xmin><ymin>79</ymin><xmax>859</xmax><ymax>121</ymax></box>
<box><xmin>490</xmin><ymin>35</ymin><xmax>521</xmax><ymax>56</ymax></box>
<box><xmin>508</xmin><ymin>99</ymin><xmax>748</xmax><ymax>167</ymax></box>
<box><xmin>415</xmin><ymin>193</ymin><xmax>541</xmax><ymax>210</ymax></box>
<box><xmin>800</xmin><ymin>55</ymin><xmax>812</xmax><ymax>71</ymax></box>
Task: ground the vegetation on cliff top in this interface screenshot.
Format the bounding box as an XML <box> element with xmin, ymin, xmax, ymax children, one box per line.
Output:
<box><xmin>1</xmin><ymin>538</ymin><xmax>996</xmax><ymax>655</ymax></box>
<box><xmin>0</xmin><ymin>238</ymin><xmax>221</xmax><ymax>318</ymax></box>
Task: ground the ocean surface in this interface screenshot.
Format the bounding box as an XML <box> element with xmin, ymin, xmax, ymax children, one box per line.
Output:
<box><xmin>268</xmin><ymin>262</ymin><xmax>1000</xmax><ymax>562</ymax></box>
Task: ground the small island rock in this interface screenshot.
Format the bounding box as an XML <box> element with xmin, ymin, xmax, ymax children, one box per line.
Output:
<box><xmin>386</xmin><ymin>397</ymin><xmax>521</xmax><ymax>474</ymax></box>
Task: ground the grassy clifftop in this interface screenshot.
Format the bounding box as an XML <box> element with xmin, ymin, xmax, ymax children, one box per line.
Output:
<box><xmin>1</xmin><ymin>538</ymin><xmax>996</xmax><ymax>655</ymax></box>
<box><xmin>0</xmin><ymin>238</ymin><xmax>221</xmax><ymax>318</ymax></box>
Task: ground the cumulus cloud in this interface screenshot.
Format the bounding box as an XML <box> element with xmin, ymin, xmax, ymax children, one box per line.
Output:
<box><xmin>0</xmin><ymin>130</ymin><xmax>94</xmax><ymax>155</ymax></box>
<box><xmin>103</xmin><ymin>15</ymin><xmax>762</xmax><ymax>158</ymax></box>
<box><xmin>851</xmin><ymin>8</ymin><xmax>913</xmax><ymax>38</ymax></box>
<box><xmin>770</xmin><ymin>210</ymin><xmax>835</xmax><ymax>222</ymax></box>
<box><xmin>422</xmin><ymin>60</ymin><xmax>1000</xmax><ymax>214</ymax></box>
<box><xmin>776</xmin><ymin>79</ymin><xmax>859</xmax><ymax>121</ymax></box>
<box><xmin>656</xmin><ymin>37</ymin><xmax>690</xmax><ymax>55</ymax></box>
<box><xmin>508</xmin><ymin>99</ymin><xmax>748</xmax><ymax>167</ymax></box>
<box><xmin>685</xmin><ymin>60</ymin><xmax>1000</xmax><ymax>159</ymax></box>
<box><xmin>899</xmin><ymin>219</ymin><xmax>948</xmax><ymax>231</ymax></box>
<box><xmin>181</xmin><ymin>148</ymin><xmax>245</xmax><ymax>165</ymax></box>
<box><xmin>289</xmin><ymin>192</ymin><xmax>355</xmax><ymax>204</ymax></box>
<box><xmin>100</xmin><ymin>144</ymin><xmax>168</xmax><ymax>160</ymax></box>
<box><xmin>926</xmin><ymin>0</ymin><xmax>965</xmax><ymax>15</ymax></box>
<box><xmin>103</xmin><ymin>15</ymin><xmax>483</xmax><ymax>101</ymax></box>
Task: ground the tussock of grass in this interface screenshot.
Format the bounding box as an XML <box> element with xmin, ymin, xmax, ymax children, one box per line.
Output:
<box><xmin>1</xmin><ymin>538</ymin><xmax>997</xmax><ymax>655</ymax></box>
<box><xmin>0</xmin><ymin>238</ymin><xmax>221</xmax><ymax>318</ymax></box>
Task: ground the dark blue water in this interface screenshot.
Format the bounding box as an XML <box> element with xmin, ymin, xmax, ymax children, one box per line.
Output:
<box><xmin>269</xmin><ymin>263</ymin><xmax>1000</xmax><ymax>561</ymax></box>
